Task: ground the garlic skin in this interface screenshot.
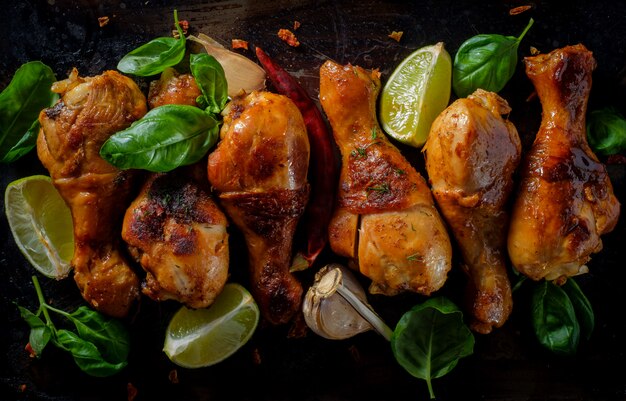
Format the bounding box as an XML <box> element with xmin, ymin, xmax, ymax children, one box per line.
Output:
<box><xmin>303</xmin><ymin>264</ymin><xmax>376</xmax><ymax>340</ymax></box>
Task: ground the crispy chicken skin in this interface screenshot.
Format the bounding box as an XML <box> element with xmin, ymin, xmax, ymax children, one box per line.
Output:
<box><xmin>424</xmin><ymin>89</ymin><xmax>520</xmax><ymax>333</ymax></box>
<box><xmin>37</xmin><ymin>69</ymin><xmax>146</xmax><ymax>318</ymax></box>
<box><xmin>208</xmin><ymin>91</ymin><xmax>310</xmax><ymax>325</ymax></box>
<box><xmin>147</xmin><ymin>67</ymin><xmax>202</xmax><ymax>109</ymax></box>
<box><xmin>508</xmin><ymin>44</ymin><xmax>621</xmax><ymax>281</ymax></box>
<box><xmin>320</xmin><ymin>60</ymin><xmax>452</xmax><ymax>296</ymax></box>
<box><xmin>122</xmin><ymin>165</ymin><xmax>229</xmax><ymax>309</ymax></box>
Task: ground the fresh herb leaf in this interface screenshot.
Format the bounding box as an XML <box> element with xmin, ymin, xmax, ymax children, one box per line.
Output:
<box><xmin>586</xmin><ymin>107</ymin><xmax>626</xmax><ymax>156</ymax></box>
<box><xmin>531</xmin><ymin>281</ymin><xmax>580</xmax><ymax>355</ymax></box>
<box><xmin>190</xmin><ymin>53</ymin><xmax>228</xmax><ymax>114</ymax></box>
<box><xmin>117</xmin><ymin>10</ymin><xmax>186</xmax><ymax>76</ymax></box>
<box><xmin>562</xmin><ymin>278</ymin><xmax>594</xmax><ymax>341</ymax></box>
<box><xmin>68</xmin><ymin>306</ymin><xmax>130</xmax><ymax>364</ymax></box>
<box><xmin>0</xmin><ymin>61</ymin><xmax>58</xmax><ymax>163</ymax></box>
<box><xmin>452</xmin><ymin>18</ymin><xmax>534</xmax><ymax>98</ymax></box>
<box><xmin>391</xmin><ymin>297</ymin><xmax>474</xmax><ymax>399</ymax></box>
<box><xmin>100</xmin><ymin>104</ymin><xmax>220</xmax><ymax>172</ymax></box>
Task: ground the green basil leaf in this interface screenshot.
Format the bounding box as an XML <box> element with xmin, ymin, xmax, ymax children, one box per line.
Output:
<box><xmin>562</xmin><ymin>278</ymin><xmax>594</xmax><ymax>341</ymax></box>
<box><xmin>100</xmin><ymin>104</ymin><xmax>220</xmax><ymax>172</ymax></box>
<box><xmin>452</xmin><ymin>18</ymin><xmax>533</xmax><ymax>98</ymax></box>
<box><xmin>116</xmin><ymin>10</ymin><xmax>186</xmax><ymax>76</ymax></box>
<box><xmin>17</xmin><ymin>305</ymin><xmax>52</xmax><ymax>357</ymax></box>
<box><xmin>67</xmin><ymin>306</ymin><xmax>130</xmax><ymax>364</ymax></box>
<box><xmin>586</xmin><ymin>107</ymin><xmax>626</xmax><ymax>156</ymax></box>
<box><xmin>0</xmin><ymin>61</ymin><xmax>58</xmax><ymax>163</ymax></box>
<box><xmin>190</xmin><ymin>53</ymin><xmax>228</xmax><ymax>114</ymax></box>
<box><xmin>391</xmin><ymin>297</ymin><xmax>474</xmax><ymax>399</ymax></box>
<box><xmin>531</xmin><ymin>281</ymin><xmax>580</xmax><ymax>355</ymax></box>
<box><xmin>55</xmin><ymin>329</ymin><xmax>127</xmax><ymax>377</ymax></box>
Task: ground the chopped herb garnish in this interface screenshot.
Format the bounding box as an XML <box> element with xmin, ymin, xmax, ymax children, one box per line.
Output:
<box><xmin>407</xmin><ymin>252</ymin><xmax>423</xmax><ymax>262</ymax></box>
<box><xmin>366</xmin><ymin>182</ymin><xmax>391</xmax><ymax>195</ymax></box>
<box><xmin>371</xmin><ymin>127</ymin><xmax>378</xmax><ymax>140</ymax></box>
<box><xmin>395</xmin><ymin>168</ymin><xmax>406</xmax><ymax>176</ymax></box>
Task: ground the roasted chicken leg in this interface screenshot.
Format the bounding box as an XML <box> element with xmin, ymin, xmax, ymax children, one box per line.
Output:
<box><xmin>37</xmin><ymin>69</ymin><xmax>146</xmax><ymax>317</ymax></box>
<box><xmin>320</xmin><ymin>60</ymin><xmax>452</xmax><ymax>296</ymax></box>
<box><xmin>508</xmin><ymin>44</ymin><xmax>621</xmax><ymax>281</ymax></box>
<box><xmin>424</xmin><ymin>89</ymin><xmax>520</xmax><ymax>333</ymax></box>
<box><xmin>208</xmin><ymin>91</ymin><xmax>310</xmax><ymax>325</ymax></box>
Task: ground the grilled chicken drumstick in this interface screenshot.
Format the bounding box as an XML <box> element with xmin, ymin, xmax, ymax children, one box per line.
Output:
<box><xmin>208</xmin><ymin>91</ymin><xmax>310</xmax><ymax>325</ymax></box>
<box><xmin>508</xmin><ymin>44</ymin><xmax>621</xmax><ymax>281</ymax></box>
<box><xmin>320</xmin><ymin>60</ymin><xmax>452</xmax><ymax>296</ymax></box>
<box><xmin>424</xmin><ymin>89</ymin><xmax>520</xmax><ymax>333</ymax></box>
<box><xmin>37</xmin><ymin>69</ymin><xmax>146</xmax><ymax>318</ymax></box>
<box><xmin>122</xmin><ymin>71</ymin><xmax>229</xmax><ymax>309</ymax></box>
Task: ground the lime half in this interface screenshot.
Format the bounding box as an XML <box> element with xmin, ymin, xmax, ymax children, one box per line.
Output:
<box><xmin>5</xmin><ymin>175</ymin><xmax>74</xmax><ymax>279</ymax></box>
<box><xmin>379</xmin><ymin>42</ymin><xmax>452</xmax><ymax>148</ymax></box>
<box><xmin>164</xmin><ymin>283</ymin><xmax>260</xmax><ymax>368</ymax></box>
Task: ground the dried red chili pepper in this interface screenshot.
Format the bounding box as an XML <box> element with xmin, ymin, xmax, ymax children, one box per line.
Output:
<box><xmin>255</xmin><ymin>47</ymin><xmax>339</xmax><ymax>267</ymax></box>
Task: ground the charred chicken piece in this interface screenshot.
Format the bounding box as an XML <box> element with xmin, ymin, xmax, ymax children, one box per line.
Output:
<box><xmin>508</xmin><ymin>44</ymin><xmax>621</xmax><ymax>281</ymax></box>
<box><xmin>147</xmin><ymin>67</ymin><xmax>202</xmax><ymax>109</ymax></box>
<box><xmin>320</xmin><ymin>60</ymin><xmax>452</xmax><ymax>296</ymax></box>
<box><xmin>37</xmin><ymin>69</ymin><xmax>146</xmax><ymax>318</ymax></box>
<box><xmin>208</xmin><ymin>91</ymin><xmax>310</xmax><ymax>325</ymax></box>
<box><xmin>122</xmin><ymin>165</ymin><xmax>229</xmax><ymax>309</ymax></box>
<box><xmin>424</xmin><ymin>89</ymin><xmax>520</xmax><ymax>334</ymax></box>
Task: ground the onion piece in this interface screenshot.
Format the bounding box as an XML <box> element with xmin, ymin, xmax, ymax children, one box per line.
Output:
<box><xmin>188</xmin><ymin>33</ymin><xmax>266</xmax><ymax>98</ymax></box>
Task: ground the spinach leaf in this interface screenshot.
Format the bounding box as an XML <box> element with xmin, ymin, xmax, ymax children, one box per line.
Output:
<box><xmin>117</xmin><ymin>10</ymin><xmax>186</xmax><ymax>76</ymax></box>
<box><xmin>391</xmin><ymin>297</ymin><xmax>474</xmax><ymax>399</ymax></box>
<box><xmin>531</xmin><ymin>281</ymin><xmax>580</xmax><ymax>355</ymax></box>
<box><xmin>453</xmin><ymin>18</ymin><xmax>534</xmax><ymax>98</ymax></box>
<box><xmin>17</xmin><ymin>305</ymin><xmax>52</xmax><ymax>357</ymax></box>
<box><xmin>562</xmin><ymin>278</ymin><xmax>594</xmax><ymax>340</ymax></box>
<box><xmin>54</xmin><ymin>329</ymin><xmax>128</xmax><ymax>378</ymax></box>
<box><xmin>0</xmin><ymin>61</ymin><xmax>58</xmax><ymax>163</ymax></box>
<box><xmin>586</xmin><ymin>107</ymin><xmax>626</xmax><ymax>155</ymax></box>
<box><xmin>16</xmin><ymin>276</ymin><xmax>130</xmax><ymax>377</ymax></box>
<box><xmin>100</xmin><ymin>104</ymin><xmax>220</xmax><ymax>172</ymax></box>
<box><xmin>190</xmin><ymin>53</ymin><xmax>229</xmax><ymax>114</ymax></box>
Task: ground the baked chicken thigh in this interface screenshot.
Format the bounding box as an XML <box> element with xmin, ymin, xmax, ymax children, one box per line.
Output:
<box><xmin>508</xmin><ymin>44</ymin><xmax>620</xmax><ymax>281</ymax></box>
<box><xmin>37</xmin><ymin>69</ymin><xmax>146</xmax><ymax>318</ymax></box>
<box><xmin>320</xmin><ymin>60</ymin><xmax>452</xmax><ymax>296</ymax></box>
<box><xmin>424</xmin><ymin>89</ymin><xmax>520</xmax><ymax>333</ymax></box>
<box><xmin>208</xmin><ymin>91</ymin><xmax>310</xmax><ymax>325</ymax></box>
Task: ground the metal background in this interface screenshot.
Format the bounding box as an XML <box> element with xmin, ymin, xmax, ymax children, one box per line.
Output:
<box><xmin>1</xmin><ymin>1</ymin><xmax>625</xmax><ymax>400</ymax></box>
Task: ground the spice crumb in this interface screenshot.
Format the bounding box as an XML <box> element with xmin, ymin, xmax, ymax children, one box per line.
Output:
<box><xmin>530</xmin><ymin>46</ymin><xmax>541</xmax><ymax>55</ymax></box>
<box><xmin>293</xmin><ymin>20</ymin><xmax>301</xmax><ymax>30</ymax></box>
<box><xmin>168</xmin><ymin>369</ymin><xmax>179</xmax><ymax>384</ymax></box>
<box><xmin>388</xmin><ymin>31</ymin><xmax>403</xmax><ymax>42</ymax></box>
<box><xmin>172</xmin><ymin>20</ymin><xmax>189</xmax><ymax>38</ymax></box>
<box><xmin>278</xmin><ymin>28</ymin><xmax>300</xmax><ymax>47</ymax></box>
<box><xmin>19</xmin><ymin>384</ymin><xmax>27</xmax><ymax>393</ymax></box>
<box><xmin>231</xmin><ymin>39</ymin><xmax>249</xmax><ymax>50</ymax></box>
<box><xmin>509</xmin><ymin>5</ymin><xmax>532</xmax><ymax>15</ymax></box>
<box><xmin>97</xmin><ymin>16</ymin><xmax>110</xmax><ymax>27</ymax></box>
<box><xmin>127</xmin><ymin>383</ymin><xmax>138</xmax><ymax>401</ymax></box>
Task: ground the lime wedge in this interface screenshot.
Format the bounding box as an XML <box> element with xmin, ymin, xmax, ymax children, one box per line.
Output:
<box><xmin>379</xmin><ymin>42</ymin><xmax>452</xmax><ymax>148</ymax></box>
<box><xmin>4</xmin><ymin>175</ymin><xmax>74</xmax><ymax>279</ymax></box>
<box><xmin>163</xmin><ymin>283</ymin><xmax>260</xmax><ymax>368</ymax></box>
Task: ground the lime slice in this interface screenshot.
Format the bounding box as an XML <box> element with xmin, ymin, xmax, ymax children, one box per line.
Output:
<box><xmin>163</xmin><ymin>283</ymin><xmax>260</xmax><ymax>368</ymax></box>
<box><xmin>4</xmin><ymin>175</ymin><xmax>74</xmax><ymax>279</ymax></box>
<box><xmin>379</xmin><ymin>42</ymin><xmax>452</xmax><ymax>148</ymax></box>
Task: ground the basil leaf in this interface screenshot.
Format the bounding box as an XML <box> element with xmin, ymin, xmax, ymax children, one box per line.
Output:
<box><xmin>391</xmin><ymin>297</ymin><xmax>474</xmax><ymax>399</ymax></box>
<box><xmin>67</xmin><ymin>306</ymin><xmax>130</xmax><ymax>364</ymax></box>
<box><xmin>452</xmin><ymin>18</ymin><xmax>533</xmax><ymax>98</ymax></box>
<box><xmin>0</xmin><ymin>61</ymin><xmax>58</xmax><ymax>162</ymax></box>
<box><xmin>586</xmin><ymin>107</ymin><xmax>626</xmax><ymax>156</ymax></box>
<box><xmin>100</xmin><ymin>104</ymin><xmax>220</xmax><ymax>172</ymax></box>
<box><xmin>117</xmin><ymin>10</ymin><xmax>186</xmax><ymax>76</ymax></box>
<box><xmin>562</xmin><ymin>278</ymin><xmax>594</xmax><ymax>341</ymax></box>
<box><xmin>190</xmin><ymin>53</ymin><xmax>229</xmax><ymax>114</ymax></box>
<box><xmin>531</xmin><ymin>281</ymin><xmax>580</xmax><ymax>355</ymax></box>
<box><xmin>54</xmin><ymin>329</ymin><xmax>127</xmax><ymax>377</ymax></box>
<box><xmin>17</xmin><ymin>305</ymin><xmax>52</xmax><ymax>357</ymax></box>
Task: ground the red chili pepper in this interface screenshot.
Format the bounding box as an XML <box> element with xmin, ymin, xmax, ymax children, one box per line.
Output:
<box><xmin>255</xmin><ymin>46</ymin><xmax>338</xmax><ymax>267</ymax></box>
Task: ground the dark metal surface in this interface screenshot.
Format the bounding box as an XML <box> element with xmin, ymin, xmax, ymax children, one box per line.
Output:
<box><xmin>1</xmin><ymin>1</ymin><xmax>625</xmax><ymax>400</ymax></box>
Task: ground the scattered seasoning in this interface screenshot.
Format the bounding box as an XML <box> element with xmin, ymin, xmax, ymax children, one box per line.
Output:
<box><xmin>25</xmin><ymin>342</ymin><xmax>36</xmax><ymax>358</ymax></box>
<box><xmin>231</xmin><ymin>39</ymin><xmax>249</xmax><ymax>50</ymax></box>
<box><xmin>509</xmin><ymin>5</ymin><xmax>532</xmax><ymax>15</ymax></box>
<box><xmin>127</xmin><ymin>383</ymin><xmax>138</xmax><ymax>401</ymax></box>
<box><xmin>530</xmin><ymin>46</ymin><xmax>541</xmax><ymax>55</ymax></box>
<box><xmin>526</xmin><ymin>91</ymin><xmax>537</xmax><ymax>102</ymax></box>
<box><xmin>251</xmin><ymin>347</ymin><xmax>262</xmax><ymax>365</ymax></box>
<box><xmin>366</xmin><ymin>182</ymin><xmax>391</xmax><ymax>195</ymax></box>
<box><xmin>351</xmin><ymin>147</ymin><xmax>367</xmax><ymax>158</ymax></box>
<box><xmin>19</xmin><ymin>384</ymin><xmax>27</xmax><ymax>393</ymax></box>
<box><xmin>97</xmin><ymin>16</ymin><xmax>110</xmax><ymax>27</ymax></box>
<box><xmin>388</xmin><ymin>31</ymin><xmax>404</xmax><ymax>42</ymax></box>
<box><xmin>172</xmin><ymin>19</ymin><xmax>189</xmax><ymax>38</ymax></box>
<box><xmin>348</xmin><ymin>344</ymin><xmax>361</xmax><ymax>362</ymax></box>
<box><xmin>293</xmin><ymin>20</ymin><xmax>301</xmax><ymax>30</ymax></box>
<box><xmin>168</xmin><ymin>369</ymin><xmax>179</xmax><ymax>384</ymax></box>
<box><xmin>278</xmin><ymin>28</ymin><xmax>300</xmax><ymax>47</ymax></box>
<box><xmin>407</xmin><ymin>252</ymin><xmax>423</xmax><ymax>262</ymax></box>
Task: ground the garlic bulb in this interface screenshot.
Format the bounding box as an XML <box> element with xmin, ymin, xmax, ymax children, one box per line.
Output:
<box><xmin>303</xmin><ymin>264</ymin><xmax>392</xmax><ymax>340</ymax></box>
<box><xmin>188</xmin><ymin>33</ymin><xmax>266</xmax><ymax>98</ymax></box>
